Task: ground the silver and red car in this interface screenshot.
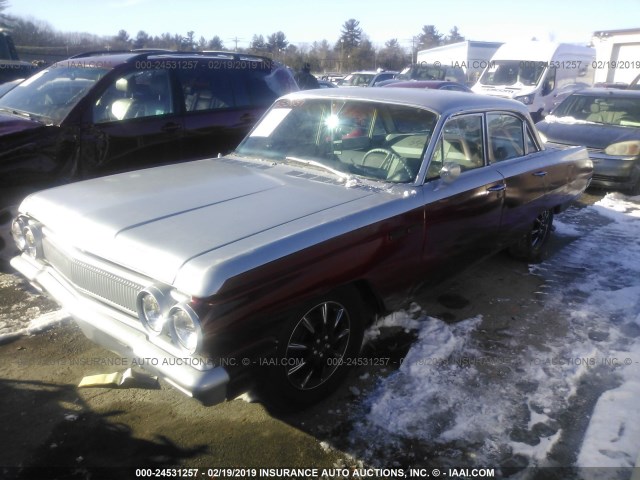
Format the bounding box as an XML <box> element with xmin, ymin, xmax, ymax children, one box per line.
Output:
<box><xmin>11</xmin><ymin>88</ymin><xmax>592</xmax><ymax>407</ymax></box>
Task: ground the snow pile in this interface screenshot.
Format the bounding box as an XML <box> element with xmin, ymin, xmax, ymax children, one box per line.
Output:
<box><xmin>365</xmin><ymin>315</ymin><xmax>483</xmax><ymax>440</ymax></box>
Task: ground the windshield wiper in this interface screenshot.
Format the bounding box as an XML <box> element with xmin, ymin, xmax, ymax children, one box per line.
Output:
<box><xmin>0</xmin><ymin>107</ymin><xmax>39</xmax><ymax>121</ymax></box>
<box><xmin>284</xmin><ymin>156</ymin><xmax>352</xmax><ymax>181</ymax></box>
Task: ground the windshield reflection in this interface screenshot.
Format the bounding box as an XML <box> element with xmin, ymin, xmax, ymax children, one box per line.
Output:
<box><xmin>235</xmin><ymin>98</ymin><xmax>437</xmax><ymax>183</ymax></box>
<box><xmin>0</xmin><ymin>66</ymin><xmax>109</xmax><ymax>124</ymax></box>
<box><xmin>479</xmin><ymin>60</ymin><xmax>545</xmax><ymax>87</ymax></box>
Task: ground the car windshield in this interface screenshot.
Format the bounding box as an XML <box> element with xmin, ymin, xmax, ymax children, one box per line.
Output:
<box><xmin>0</xmin><ymin>65</ymin><xmax>109</xmax><ymax>124</ymax></box>
<box><xmin>340</xmin><ymin>73</ymin><xmax>375</xmax><ymax>86</ymax></box>
<box><xmin>552</xmin><ymin>94</ymin><xmax>640</xmax><ymax>127</ymax></box>
<box><xmin>479</xmin><ymin>60</ymin><xmax>545</xmax><ymax>87</ymax></box>
<box><xmin>397</xmin><ymin>65</ymin><xmax>447</xmax><ymax>81</ymax></box>
<box><xmin>235</xmin><ymin>98</ymin><xmax>438</xmax><ymax>183</ymax></box>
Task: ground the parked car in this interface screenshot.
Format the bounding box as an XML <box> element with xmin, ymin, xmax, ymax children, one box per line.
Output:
<box><xmin>383</xmin><ymin>80</ymin><xmax>472</xmax><ymax>92</ymax></box>
<box><xmin>378</xmin><ymin>63</ymin><xmax>466</xmax><ymax>87</ymax></box>
<box><xmin>0</xmin><ymin>50</ymin><xmax>297</xmax><ymax>260</ymax></box>
<box><xmin>320</xmin><ymin>73</ymin><xmax>344</xmax><ymax>84</ymax></box>
<box><xmin>11</xmin><ymin>88</ymin><xmax>592</xmax><ymax>408</ymax></box>
<box><xmin>317</xmin><ymin>80</ymin><xmax>338</xmax><ymax>88</ymax></box>
<box><xmin>337</xmin><ymin>70</ymin><xmax>397</xmax><ymax>87</ymax></box>
<box><xmin>536</xmin><ymin>88</ymin><xmax>640</xmax><ymax>194</ymax></box>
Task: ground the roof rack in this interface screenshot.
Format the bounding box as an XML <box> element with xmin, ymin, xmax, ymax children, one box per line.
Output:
<box><xmin>66</xmin><ymin>49</ymin><xmax>276</xmax><ymax>66</ymax></box>
<box><xmin>68</xmin><ymin>49</ymin><xmax>172</xmax><ymax>59</ymax></box>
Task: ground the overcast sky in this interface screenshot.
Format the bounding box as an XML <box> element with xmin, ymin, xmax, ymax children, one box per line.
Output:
<box><xmin>6</xmin><ymin>0</ymin><xmax>640</xmax><ymax>50</ymax></box>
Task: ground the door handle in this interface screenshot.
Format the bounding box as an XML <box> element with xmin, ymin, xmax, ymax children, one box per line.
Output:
<box><xmin>487</xmin><ymin>184</ymin><xmax>506</xmax><ymax>192</ymax></box>
<box><xmin>161</xmin><ymin>122</ymin><xmax>182</xmax><ymax>132</ymax></box>
<box><xmin>532</xmin><ymin>171</ymin><xmax>547</xmax><ymax>177</ymax></box>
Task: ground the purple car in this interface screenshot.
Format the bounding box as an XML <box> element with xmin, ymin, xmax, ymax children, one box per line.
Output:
<box><xmin>0</xmin><ymin>50</ymin><xmax>298</xmax><ymax>260</ymax></box>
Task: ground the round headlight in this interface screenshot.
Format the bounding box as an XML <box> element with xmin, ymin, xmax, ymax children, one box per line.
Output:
<box><xmin>23</xmin><ymin>225</ymin><xmax>43</xmax><ymax>259</ymax></box>
<box><xmin>140</xmin><ymin>292</ymin><xmax>163</xmax><ymax>333</ymax></box>
<box><xmin>137</xmin><ymin>286</ymin><xmax>173</xmax><ymax>335</ymax></box>
<box><xmin>11</xmin><ymin>218</ymin><xmax>27</xmax><ymax>251</ymax></box>
<box><xmin>169</xmin><ymin>305</ymin><xmax>202</xmax><ymax>354</ymax></box>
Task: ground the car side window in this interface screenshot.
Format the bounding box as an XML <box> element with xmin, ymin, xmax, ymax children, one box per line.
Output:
<box><xmin>524</xmin><ymin>125</ymin><xmax>539</xmax><ymax>154</ymax></box>
<box><xmin>177</xmin><ymin>67</ymin><xmax>235</xmax><ymax>112</ymax></box>
<box><xmin>487</xmin><ymin>113</ymin><xmax>525</xmax><ymax>162</ymax></box>
<box><xmin>93</xmin><ymin>69</ymin><xmax>173</xmax><ymax>123</ymax></box>
<box><xmin>427</xmin><ymin>114</ymin><xmax>484</xmax><ymax>179</ymax></box>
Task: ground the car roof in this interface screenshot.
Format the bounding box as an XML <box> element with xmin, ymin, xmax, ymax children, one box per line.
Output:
<box><xmin>572</xmin><ymin>87</ymin><xmax>640</xmax><ymax>98</ymax></box>
<box><xmin>282</xmin><ymin>87</ymin><xmax>528</xmax><ymax>117</ymax></box>
<box><xmin>384</xmin><ymin>80</ymin><xmax>463</xmax><ymax>89</ymax></box>
<box><xmin>55</xmin><ymin>50</ymin><xmax>273</xmax><ymax>70</ymax></box>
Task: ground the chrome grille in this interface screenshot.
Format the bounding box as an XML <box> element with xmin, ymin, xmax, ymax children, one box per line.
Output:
<box><xmin>42</xmin><ymin>237</ymin><xmax>143</xmax><ymax>315</ymax></box>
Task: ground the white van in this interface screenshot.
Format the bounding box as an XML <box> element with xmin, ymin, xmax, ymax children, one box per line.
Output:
<box><xmin>472</xmin><ymin>42</ymin><xmax>595</xmax><ymax>121</ymax></box>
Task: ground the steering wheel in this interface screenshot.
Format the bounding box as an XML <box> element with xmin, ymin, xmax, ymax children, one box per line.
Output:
<box><xmin>362</xmin><ymin>148</ymin><xmax>414</xmax><ymax>182</ymax></box>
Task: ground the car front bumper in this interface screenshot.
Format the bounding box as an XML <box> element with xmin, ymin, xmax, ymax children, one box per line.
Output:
<box><xmin>10</xmin><ymin>254</ymin><xmax>230</xmax><ymax>406</ymax></box>
<box><xmin>589</xmin><ymin>154</ymin><xmax>640</xmax><ymax>191</ymax></box>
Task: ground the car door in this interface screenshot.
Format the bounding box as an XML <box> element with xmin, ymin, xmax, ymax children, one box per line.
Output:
<box><xmin>78</xmin><ymin>67</ymin><xmax>184</xmax><ymax>177</ymax></box>
<box><xmin>420</xmin><ymin>113</ymin><xmax>506</xmax><ymax>283</ymax></box>
<box><xmin>486</xmin><ymin>112</ymin><xmax>548</xmax><ymax>246</ymax></box>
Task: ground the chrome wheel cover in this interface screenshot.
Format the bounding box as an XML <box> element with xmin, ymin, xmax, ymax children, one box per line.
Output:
<box><xmin>284</xmin><ymin>301</ymin><xmax>351</xmax><ymax>391</ymax></box>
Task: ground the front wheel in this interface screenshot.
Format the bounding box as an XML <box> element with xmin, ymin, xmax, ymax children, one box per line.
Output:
<box><xmin>259</xmin><ymin>289</ymin><xmax>365</xmax><ymax>409</ymax></box>
<box><xmin>509</xmin><ymin>209</ymin><xmax>554</xmax><ymax>263</ymax></box>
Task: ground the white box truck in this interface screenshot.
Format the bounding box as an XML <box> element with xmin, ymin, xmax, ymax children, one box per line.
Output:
<box><xmin>416</xmin><ymin>40</ymin><xmax>503</xmax><ymax>84</ymax></box>
<box><xmin>472</xmin><ymin>42</ymin><xmax>595</xmax><ymax>121</ymax></box>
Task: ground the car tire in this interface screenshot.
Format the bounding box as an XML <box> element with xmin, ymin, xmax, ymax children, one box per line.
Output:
<box><xmin>509</xmin><ymin>208</ymin><xmax>554</xmax><ymax>263</ymax></box>
<box><xmin>259</xmin><ymin>288</ymin><xmax>365</xmax><ymax>409</ymax></box>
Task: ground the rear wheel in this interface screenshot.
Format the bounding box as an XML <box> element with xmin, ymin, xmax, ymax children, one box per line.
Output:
<box><xmin>509</xmin><ymin>209</ymin><xmax>554</xmax><ymax>263</ymax></box>
<box><xmin>260</xmin><ymin>289</ymin><xmax>365</xmax><ymax>408</ymax></box>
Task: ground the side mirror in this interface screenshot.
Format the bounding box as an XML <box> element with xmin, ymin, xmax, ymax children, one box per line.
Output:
<box><xmin>440</xmin><ymin>162</ymin><xmax>461</xmax><ymax>183</ymax></box>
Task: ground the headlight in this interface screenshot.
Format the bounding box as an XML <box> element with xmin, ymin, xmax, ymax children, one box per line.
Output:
<box><xmin>169</xmin><ymin>304</ymin><xmax>202</xmax><ymax>354</ymax></box>
<box><xmin>11</xmin><ymin>217</ymin><xmax>27</xmax><ymax>251</ymax></box>
<box><xmin>23</xmin><ymin>224</ymin><xmax>43</xmax><ymax>259</ymax></box>
<box><xmin>604</xmin><ymin>140</ymin><xmax>640</xmax><ymax>157</ymax></box>
<box><xmin>137</xmin><ymin>286</ymin><xmax>173</xmax><ymax>335</ymax></box>
<box><xmin>515</xmin><ymin>94</ymin><xmax>534</xmax><ymax>105</ymax></box>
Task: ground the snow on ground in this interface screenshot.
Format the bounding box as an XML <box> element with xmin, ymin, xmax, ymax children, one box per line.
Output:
<box><xmin>351</xmin><ymin>193</ymin><xmax>640</xmax><ymax>474</ymax></box>
<box><xmin>0</xmin><ymin>271</ymin><xmax>67</xmax><ymax>342</ymax></box>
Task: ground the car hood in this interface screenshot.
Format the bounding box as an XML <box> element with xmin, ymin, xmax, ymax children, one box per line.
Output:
<box><xmin>21</xmin><ymin>157</ymin><xmax>402</xmax><ymax>297</ymax></box>
<box><xmin>536</xmin><ymin>120</ymin><xmax>640</xmax><ymax>150</ymax></box>
<box><xmin>0</xmin><ymin>112</ymin><xmax>44</xmax><ymax>136</ymax></box>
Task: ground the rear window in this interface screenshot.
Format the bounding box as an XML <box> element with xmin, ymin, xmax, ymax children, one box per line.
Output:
<box><xmin>177</xmin><ymin>60</ymin><xmax>296</xmax><ymax>112</ymax></box>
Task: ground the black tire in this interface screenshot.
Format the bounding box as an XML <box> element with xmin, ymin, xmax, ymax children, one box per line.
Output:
<box><xmin>259</xmin><ymin>288</ymin><xmax>365</xmax><ymax>409</ymax></box>
<box><xmin>509</xmin><ymin>209</ymin><xmax>554</xmax><ymax>263</ymax></box>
